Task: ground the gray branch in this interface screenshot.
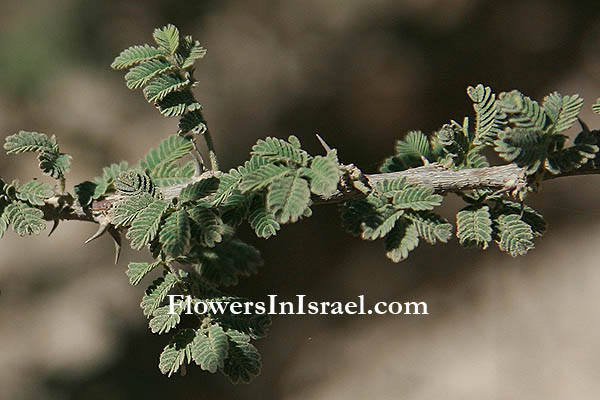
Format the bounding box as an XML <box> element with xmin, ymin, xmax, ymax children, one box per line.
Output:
<box><xmin>37</xmin><ymin>162</ymin><xmax>599</xmax><ymax>227</ymax></box>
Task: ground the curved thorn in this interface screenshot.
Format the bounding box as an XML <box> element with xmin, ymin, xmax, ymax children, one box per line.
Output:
<box><xmin>84</xmin><ymin>222</ymin><xmax>109</xmax><ymax>244</ymax></box>
<box><xmin>108</xmin><ymin>227</ymin><xmax>122</xmax><ymax>264</ymax></box>
<box><xmin>48</xmin><ymin>219</ymin><xmax>59</xmax><ymax>237</ymax></box>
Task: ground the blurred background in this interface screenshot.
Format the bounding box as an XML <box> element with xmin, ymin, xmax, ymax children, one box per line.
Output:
<box><xmin>1</xmin><ymin>0</ymin><xmax>600</xmax><ymax>398</ymax></box>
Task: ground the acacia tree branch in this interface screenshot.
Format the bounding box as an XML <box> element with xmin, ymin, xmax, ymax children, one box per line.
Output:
<box><xmin>32</xmin><ymin>162</ymin><xmax>600</xmax><ymax>227</ymax></box>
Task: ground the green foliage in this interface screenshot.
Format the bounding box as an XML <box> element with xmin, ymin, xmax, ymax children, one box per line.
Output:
<box><xmin>5</xmin><ymin>201</ymin><xmax>45</xmax><ymax>236</ymax></box>
<box><xmin>141</xmin><ymin>272</ymin><xmax>179</xmax><ymax>317</ymax></box>
<box><xmin>126</xmin><ymin>261</ymin><xmax>162</xmax><ymax>285</ymax></box>
<box><xmin>191</xmin><ymin>324</ymin><xmax>229</xmax><ymax>373</ymax></box>
<box><xmin>456</xmin><ymin>206</ymin><xmax>493</xmax><ymax>249</ymax></box>
<box><xmin>494</xmin><ymin>128</ymin><xmax>551</xmax><ymax>175</ymax></box>
<box><xmin>497</xmin><ymin>90</ymin><xmax>546</xmax><ymax>129</ymax></box>
<box><xmin>5</xmin><ymin>24</ymin><xmax>600</xmax><ymax>384</ymax></box>
<box><xmin>252</xmin><ymin>136</ymin><xmax>310</xmax><ymax>166</ymax></box>
<box><xmin>150</xmin><ymin>305</ymin><xmax>182</xmax><ymax>335</ymax></box>
<box><xmin>222</xmin><ymin>330</ymin><xmax>262</xmax><ymax>384</ymax></box>
<box><xmin>16</xmin><ymin>180</ymin><xmax>54</xmax><ymax>206</ymax></box>
<box><xmin>160</xmin><ymin>209</ymin><xmax>191</xmax><ymax>258</ymax></box>
<box><xmin>384</xmin><ymin>219</ymin><xmax>420</xmax><ymax>262</ymax></box>
<box><xmin>4</xmin><ymin>131</ymin><xmax>71</xmax><ymax>181</ymax></box>
<box><xmin>543</xmin><ymin>92</ymin><xmax>584</xmax><ymax>133</ymax></box>
<box><xmin>266</xmin><ymin>172</ymin><xmax>311</xmax><ymax>224</ymax></box>
<box><xmin>467</xmin><ymin>84</ymin><xmax>503</xmax><ymax>145</ymax></box>
<box><xmin>115</xmin><ymin>170</ymin><xmax>159</xmax><ymax>198</ymax></box>
<box><xmin>139</xmin><ymin>135</ymin><xmax>195</xmax><ymax>186</ymax></box>
<box><xmin>126</xmin><ymin>198</ymin><xmax>170</xmax><ymax>250</ymax></box>
<box><xmin>111</xmin><ymin>44</ymin><xmax>164</xmax><ymax>70</ymax></box>
<box><xmin>159</xmin><ymin>328</ymin><xmax>195</xmax><ymax>377</ymax></box>
<box><xmin>495</xmin><ymin>213</ymin><xmax>534</xmax><ymax>257</ymax></box>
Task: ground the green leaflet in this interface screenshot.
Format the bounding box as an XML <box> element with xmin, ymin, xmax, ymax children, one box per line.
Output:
<box><xmin>4</xmin><ymin>131</ymin><xmax>54</xmax><ymax>153</ymax></box>
<box><xmin>150</xmin><ymin>305</ymin><xmax>183</xmax><ymax>335</ymax></box>
<box><xmin>0</xmin><ymin>211</ymin><xmax>8</xmax><ymax>239</ymax></box>
<box><xmin>38</xmin><ymin>150</ymin><xmax>71</xmax><ymax>179</ymax></box>
<box><xmin>191</xmin><ymin>324</ymin><xmax>229</xmax><ymax>373</ymax></box>
<box><xmin>4</xmin><ymin>131</ymin><xmax>71</xmax><ymax>180</ymax></box>
<box><xmin>16</xmin><ymin>180</ymin><xmax>54</xmax><ymax>206</ymax></box>
<box><xmin>178</xmin><ymin>36</ymin><xmax>207</xmax><ymax>70</ymax></box>
<box><xmin>188</xmin><ymin>240</ymin><xmax>262</xmax><ymax>287</ymax></box>
<box><xmin>150</xmin><ymin>161</ymin><xmax>196</xmax><ymax>187</ymax></box>
<box><xmin>91</xmin><ymin>161</ymin><xmax>130</xmax><ymax>199</ymax></box>
<box><xmin>593</xmin><ymin>98</ymin><xmax>600</xmax><ymax>114</ymax></box>
<box><xmin>115</xmin><ymin>170</ymin><xmax>159</xmax><ymax>198</ymax></box>
<box><xmin>153</xmin><ymin>24</ymin><xmax>180</xmax><ymax>55</ymax></box>
<box><xmin>222</xmin><ymin>330</ymin><xmax>262</xmax><ymax>384</ymax></box>
<box><xmin>389</xmin><ymin>185</ymin><xmax>443</xmax><ymax>211</ymax></box>
<box><xmin>456</xmin><ymin>205</ymin><xmax>493</xmax><ymax>249</ymax></box>
<box><xmin>302</xmin><ymin>150</ymin><xmax>342</xmax><ymax>197</ymax></box>
<box><xmin>126</xmin><ymin>260</ymin><xmax>162</xmax><ymax>285</ymax></box>
<box><xmin>239</xmin><ymin>164</ymin><xmax>293</xmax><ymax>192</ymax></box>
<box><xmin>125</xmin><ymin>59</ymin><xmax>175</xmax><ymax>89</ymax></box>
<box><xmin>405</xmin><ymin>212</ymin><xmax>453</xmax><ymax>245</ymax></box>
<box><xmin>360</xmin><ymin>208</ymin><xmax>404</xmax><ymax>241</ymax></box>
<box><xmin>159</xmin><ymin>328</ymin><xmax>195</xmax><ymax>377</ymax></box>
<box><xmin>179</xmin><ymin>178</ymin><xmax>219</xmax><ymax>204</ymax></box>
<box><xmin>187</xmin><ymin>206</ymin><xmax>224</xmax><ymax>247</ymax></box>
<box><xmin>126</xmin><ymin>199</ymin><xmax>169</xmax><ymax>250</ymax></box>
<box><xmin>494</xmin><ymin>128</ymin><xmax>551</xmax><ymax>175</ymax></box>
<box><xmin>113</xmin><ymin>193</ymin><xmax>155</xmax><ymax>227</ymax></box>
<box><xmin>498</xmin><ymin>90</ymin><xmax>546</xmax><ymax>129</ymax></box>
<box><xmin>140</xmin><ymin>135</ymin><xmax>194</xmax><ymax>176</ymax></box>
<box><xmin>160</xmin><ymin>209</ymin><xmax>191</xmax><ymax>257</ymax></box>
<box><xmin>5</xmin><ymin>201</ymin><xmax>45</xmax><ymax>236</ymax></box>
<box><xmin>178</xmin><ymin>110</ymin><xmax>206</xmax><ymax>135</ymax></box>
<box><xmin>248</xmin><ymin>197</ymin><xmax>280</xmax><ymax>238</ymax></box>
<box><xmin>380</xmin><ymin>131</ymin><xmax>430</xmax><ymax>172</ymax></box>
<box><xmin>467</xmin><ymin>84</ymin><xmax>503</xmax><ymax>145</ymax></box>
<box><xmin>157</xmin><ymin>90</ymin><xmax>198</xmax><ymax>117</ymax></box>
<box><xmin>111</xmin><ymin>44</ymin><xmax>163</xmax><ymax>69</ymax></box>
<box><xmin>266</xmin><ymin>172</ymin><xmax>311</xmax><ymax>224</ymax></box>
<box><xmin>495</xmin><ymin>214</ymin><xmax>534</xmax><ymax>256</ymax></box>
<box><xmin>143</xmin><ymin>74</ymin><xmax>190</xmax><ymax>103</ymax></box>
<box><xmin>251</xmin><ymin>136</ymin><xmax>310</xmax><ymax>166</ymax></box>
<box><xmin>543</xmin><ymin>92</ymin><xmax>584</xmax><ymax>133</ymax></box>
<box><xmin>141</xmin><ymin>272</ymin><xmax>179</xmax><ymax>318</ymax></box>
<box><xmin>384</xmin><ymin>219</ymin><xmax>420</xmax><ymax>263</ymax></box>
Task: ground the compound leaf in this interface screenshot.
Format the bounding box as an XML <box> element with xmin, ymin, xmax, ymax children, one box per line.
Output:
<box><xmin>127</xmin><ymin>199</ymin><xmax>169</xmax><ymax>250</ymax></box>
<box><xmin>5</xmin><ymin>201</ymin><xmax>45</xmax><ymax>236</ymax></box>
<box><xmin>126</xmin><ymin>260</ymin><xmax>162</xmax><ymax>285</ymax></box>
<box><xmin>141</xmin><ymin>272</ymin><xmax>179</xmax><ymax>318</ymax></box>
<box><xmin>111</xmin><ymin>44</ymin><xmax>163</xmax><ymax>69</ymax></box>
<box><xmin>150</xmin><ymin>305</ymin><xmax>183</xmax><ymax>335</ymax></box>
<box><xmin>456</xmin><ymin>205</ymin><xmax>493</xmax><ymax>248</ymax></box>
<box><xmin>191</xmin><ymin>324</ymin><xmax>229</xmax><ymax>373</ymax></box>
<box><xmin>125</xmin><ymin>59</ymin><xmax>175</xmax><ymax>89</ymax></box>
<box><xmin>153</xmin><ymin>24</ymin><xmax>180</xmax><ymax>55</ymax></box>
<box><xmin>16</xmin><ymin>180</ymin><xmax>54</xmax><ymax>206</ymax></box>
<box><xmin>159</xmin><ymin>328</ymin><xmax>195</xmax><ymax>377</ymax></box>
<box><xmin>495</xmin><ymin>213</ymin><xmax>534</xmax><ymax>256</ymax></box>
<box><xmin>222</xmin><ymin>330</ymin><xmax>261</xmax><ymax>384</ymax></box>
<box><xmin>384</xmin><ymin>219</ymin><xmax>420</xmax><ymax>262</ymax></box>
<box><xmin>266</xmin><ymin>173</ymin><xmax>311</xmax><ymax>224</ymax></box>
<box><xmin>160</xmin><ymin>209</ymin><xmax>191</xmax><ymax>257</ymax></box>
<box><xmin>543</xmin><ymin>92</ymin><xmax>584</xmax><ymax>133</ymax></box>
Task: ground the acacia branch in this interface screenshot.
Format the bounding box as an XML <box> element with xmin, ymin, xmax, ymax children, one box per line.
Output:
<box><xmin>35</xmin><ymin>162</ymin><xmax>600</xmax><ymax>227</ymax></box>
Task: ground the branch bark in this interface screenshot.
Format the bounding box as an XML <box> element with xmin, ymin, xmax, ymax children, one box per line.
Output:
<box><xmin>35</xmin><ymin>162</ymin><xmax>600</xmax><ymax>228</ymax></box>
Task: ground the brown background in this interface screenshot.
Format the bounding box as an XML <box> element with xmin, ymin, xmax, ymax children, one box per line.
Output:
<box><xmin>1</xmin><ymin>0</ymin><xmax>600</xmax><ymax>399</ymax></box>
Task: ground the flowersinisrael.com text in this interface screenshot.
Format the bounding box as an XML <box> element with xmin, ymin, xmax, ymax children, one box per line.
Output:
<box><xmin>168</xmin><ymin>295</ymin><xmax>428</xmax><ymax>316</ymax></box>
